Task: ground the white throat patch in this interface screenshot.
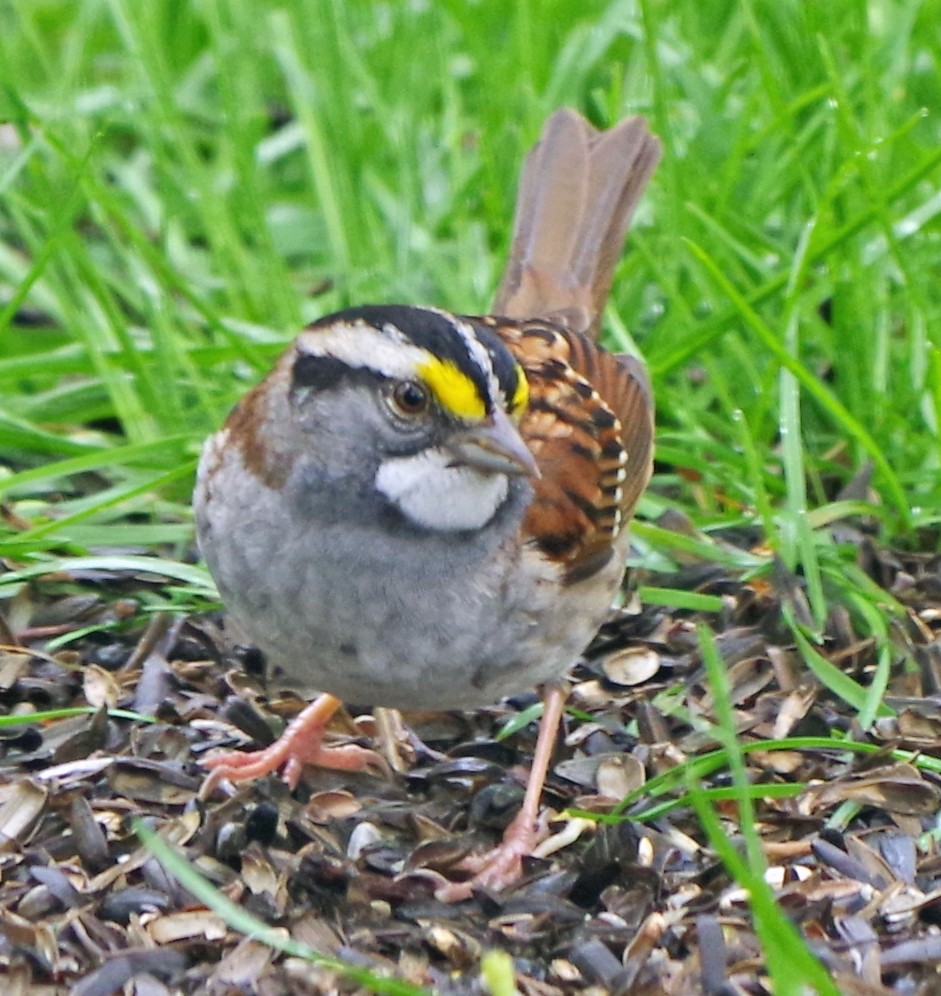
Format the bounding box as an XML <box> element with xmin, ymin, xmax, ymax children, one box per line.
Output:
<box><xmin>375</xmin><ymin>448</ymin><xmax>509</xmax><ymax>531</ymax></box>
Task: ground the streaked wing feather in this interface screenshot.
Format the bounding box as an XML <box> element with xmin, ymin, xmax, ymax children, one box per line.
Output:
<box><xmin>488</xmin><ymin>319</ymin><xmax>654</xmax><ymax>582</ymax></box>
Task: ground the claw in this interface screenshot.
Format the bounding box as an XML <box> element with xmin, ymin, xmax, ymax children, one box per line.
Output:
<box><xmin>201</xmin><ymin>692</ymin><xmax>386</xmax><ymax>792</ymax></box>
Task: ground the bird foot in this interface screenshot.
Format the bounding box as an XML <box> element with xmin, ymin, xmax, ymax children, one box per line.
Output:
<box><xmin>435</xmin><ymin>809</ymin><xmax>549</xmax><ymax>902</ymax></box>
<box><xmin>202</xmin><ymin>693</ymin><xmax>384</xmax><ymax>791</ymax></box>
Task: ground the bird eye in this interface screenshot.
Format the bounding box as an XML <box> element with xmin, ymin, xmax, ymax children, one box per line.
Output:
<box><xmin>389</xmin><ymin>380</ymin><xmax>430</xmax><ymax>417</ymax></box>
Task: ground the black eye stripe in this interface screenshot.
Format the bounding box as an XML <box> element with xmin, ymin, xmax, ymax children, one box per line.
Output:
<box><xmin>308</xmin><ymin>305</ymin><xmax>521</xmax><ymax>414</ymax></box>
<box><xmin>291</xmin><ymin>354</ymin><xmax>355</xmax><ymax>393</ymax></box>
<box><xmin>290</xmin><ymin>354</ymin><xmax>390</xmax><ymax>404</ymax></box>
<box><xmin>288</xmin><ymin>353</ymin><xmax>441</xmax><ymax>426</ymax></box>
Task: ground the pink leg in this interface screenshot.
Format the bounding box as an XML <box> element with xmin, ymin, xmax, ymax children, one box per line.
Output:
<box><xmin>436</xmin><ymin>683</ymin><xmax>568</xmax><ymax>901</ymax></box>
<box><xmin>203</xmin><ymin>693</ymin><xmax>382</xmax><ymax>791</ymax></box>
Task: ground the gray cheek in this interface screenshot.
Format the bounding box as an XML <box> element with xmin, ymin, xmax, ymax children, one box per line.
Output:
<box><xmin>291</xmin><ymin>386</ymin><xmax>439</xmax><ymax>475</ymax></box>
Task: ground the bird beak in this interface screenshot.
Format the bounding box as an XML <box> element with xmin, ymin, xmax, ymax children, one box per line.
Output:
<box><xmin>448</xmin><ymin>407</ymin><xmax>540</xmax><ymax>478</ymax></box>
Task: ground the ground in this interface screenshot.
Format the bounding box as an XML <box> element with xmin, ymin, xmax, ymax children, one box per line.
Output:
<box><xmin>2</xmin><ymin>532</ymin><xmax>940</xmax><ymax>994</ymax></box>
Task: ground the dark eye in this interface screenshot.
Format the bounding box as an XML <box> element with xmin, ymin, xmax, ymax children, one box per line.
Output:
<box><xmin>389</xmin><ymin>380</ymin><xmax>430</xmax><ymax>417</ymax></box>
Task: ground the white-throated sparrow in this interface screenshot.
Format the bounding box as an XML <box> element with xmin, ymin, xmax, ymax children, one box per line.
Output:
<box><xmin>195</xmin><ymin>108</ymin><xmax>660</xmax><ymax>898</ymax></box>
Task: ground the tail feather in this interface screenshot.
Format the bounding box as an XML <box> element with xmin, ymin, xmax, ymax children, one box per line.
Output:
<box><xmin>493</xmin><ymin>109</ymin><xmax>661</xmax><ymax>338</ymax></box>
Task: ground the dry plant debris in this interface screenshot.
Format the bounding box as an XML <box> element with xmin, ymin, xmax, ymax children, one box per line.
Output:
<box><xmin>1</xmin><ymin>542</ymin><xmax>941</xmax><ymax>994</ymax></box>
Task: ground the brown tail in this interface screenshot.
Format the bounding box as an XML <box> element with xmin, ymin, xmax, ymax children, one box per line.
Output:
<box><xmin>493</xmin><ymin>108</ymin><xmax>661</xmax><ymax>339</ymax></box>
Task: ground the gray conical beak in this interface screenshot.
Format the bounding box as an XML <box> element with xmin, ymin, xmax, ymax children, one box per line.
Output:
<box><xmin>448</xmin><ymin>407</ymin><xmax>540</xmax><ymax>478</ymax></box>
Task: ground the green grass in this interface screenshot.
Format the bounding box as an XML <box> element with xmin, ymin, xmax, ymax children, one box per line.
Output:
<box><xmin>2</xmin><ymin>0</ymin><xmax>941</xmax><ymax>990</ymax></box>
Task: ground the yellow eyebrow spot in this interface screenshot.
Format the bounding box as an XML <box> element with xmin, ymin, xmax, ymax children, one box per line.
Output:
<box><xmin>510</xmin><ymin>363</ymin><xmax>530</xmax><ymax>414</ymax></box>
<box><xmin>418</xmin><ymin>356</ymin><xmax>486</xmax><ymax>420</ymax></box>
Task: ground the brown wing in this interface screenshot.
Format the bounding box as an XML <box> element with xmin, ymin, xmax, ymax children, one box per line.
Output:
<box><xmin>493</xmin><ymin>109</ymin><xmax>661</xmax><ymax>340</ymax></box>
<box><xmin>486</xmin><ymin>317</ymin><xmax>654</xmax><ymax>583</ymax></box>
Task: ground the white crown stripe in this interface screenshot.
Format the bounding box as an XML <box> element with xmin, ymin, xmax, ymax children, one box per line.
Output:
<box><xmin>295</xmin><ymin>321</ymin><xmax>429</xmax><ymax>381</ymax></box>
<box><xmin>295</xmin><ymin>310</ymin><xmax>509</xmax><ymax>412</ymax></box>
<box><xmin>450</xmin><ymin>315</ymin><xmax>505</xmax><ymax>408</ymax></box>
